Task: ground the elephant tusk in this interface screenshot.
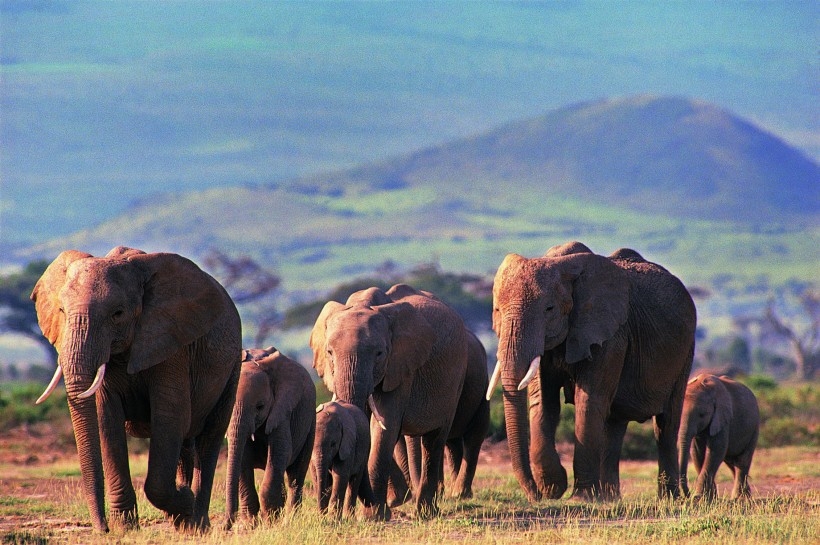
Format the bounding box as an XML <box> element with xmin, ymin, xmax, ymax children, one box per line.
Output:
<box><xmin>331</xmin><ymin>393</ymin><xmax>337</xmax><ymax>402</ymax></box>
<box><xmin>77</xmin><ymin>363</ymin><xmax>107</xmax><ymax>399</ymax></box>
<box><xmin>251</xmin><ymin>433</ymin><xmax>255</xmax><ymax>442</ymax></box>
<box><xmin>36</xmin><ymin>365</ymin><xmax>63</xmax><ymax>405</ymax></box>
<box><xmin>368</xmin><ymin>394</ymin><xmax>387</xmax><ymax>430</ymax></box>
<box><xmin>486</xmin><ymin>361</ymin><xmax>502</xmax><ymax>400</ymax></box>
<box><xmin>517</xmin><ymin>356</ymin><xmax>541</xmax><ymax>390</ymax></box>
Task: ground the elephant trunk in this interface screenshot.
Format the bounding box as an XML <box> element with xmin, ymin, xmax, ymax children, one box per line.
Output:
<box><xmin>313</xmin><ymin>451</ymin><xmax>332</xmax><ymax>513</ymax></box>
<box><xmin>335</xmin><ymin>354</ymin><xmax>372</xmax><ymax>413</ymax></box>
<box><xmin>225</xmin><ymin>403</ymin><xmax>250</xmax><ymax>528</ymax></box>
<box><xmin>678</xmin><ymin>425</ymin><xmax>695</xmax><ymax>497</ymax></box>
<box><xmin>497</xmin><ymin>317</ymin><xmax>544</xmax><ymax>502</ymax></box>
<box><xmin>61</xmin><ymin>313</ymin><xmax>110</xmax><ymax>532</ymax></box>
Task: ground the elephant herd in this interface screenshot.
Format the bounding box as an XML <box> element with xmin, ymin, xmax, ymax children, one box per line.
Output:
<box><xmin>29</xmin><ymin>242</ymin><xmax>760</xmax><ymax>534</ymax></box>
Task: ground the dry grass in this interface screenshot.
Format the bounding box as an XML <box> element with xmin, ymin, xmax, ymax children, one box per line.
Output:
<box><xmin>1</xmin><ymin>428</ymin><xmax>818</xmax><ymax>545</ymax></box>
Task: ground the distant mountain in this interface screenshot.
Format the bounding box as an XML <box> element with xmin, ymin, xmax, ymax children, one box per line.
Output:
<box><xmin>17</xmin><ymin>96</ymin><xmax>819</xmax><ymax>295</ymax></box>
<box><xmin>295</xmin><ymin>95</ymin><xmax>819</xmax><ymax>223</ymax></box>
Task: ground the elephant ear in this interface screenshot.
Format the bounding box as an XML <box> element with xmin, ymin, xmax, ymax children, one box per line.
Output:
<box><xmin>379</xmin><ymin>301</ymin><xmax>436</xmax><ymax>392</ymax></box>
<box><xmin>708</xmin><ymin>377</ymin><xmax>734</xmax><ymax>436</ymax></box>
<box><xmin>310</xmin><ymin>301</ymin><xmax>346</xmax><ymax>392</ymax></box>
<box><xmin>337</xmin><ymin>407</ymin><xmax>356</xmax><ymax>461</ymax></box>
<box><xmin>563</xmin><ymin>253</ymin><xmax>630</xmax><ymax>365</ymax></box>
<box><xmin>126</xmin><ymin>252</ymin><xmax>227</xmax><ymax>374</ymax></box>
<box><xmin>30</xmin><ymin>250</ymin><xmax>94</xmax><ymax>348</ymax></box>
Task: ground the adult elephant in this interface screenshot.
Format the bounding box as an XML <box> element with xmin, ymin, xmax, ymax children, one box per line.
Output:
<box><xmin>488</xmin><ymin>241</ymin><xmax>696</xmax><ymax>501</ymax></box>
<box><xmin>395</xmin><ymin>329</ymin><xmax>490</xmax><ymax>500</ymax></box>
<box><xmin>310</xmin><ymin>284</ymin><xmax>468</xmax><ymax>519</ymax></box>
<box><xmin>31</xmin><ymin>247</ymin><xmax>241</xmax><ymax>533</ymax></box>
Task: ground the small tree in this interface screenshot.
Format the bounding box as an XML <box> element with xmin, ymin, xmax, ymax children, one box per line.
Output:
<box><xmin>764</xmin><ymin>289</ymin><xmax>819</xmax><ymax>380</ymax></box>
<box><xmin>0</xmin><ymin>260</ymin><xmax>57</xmax><ymax>364</ymax></box>
<box><xmin>202</xmin><ymin>250</ymin><xmax>282</xmax><ymax>347</ymax></box>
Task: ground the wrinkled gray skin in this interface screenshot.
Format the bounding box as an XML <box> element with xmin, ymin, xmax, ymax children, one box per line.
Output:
<box><xmin>679</xmin><ymin>374</ymin><xmax>759</xmax><ymax>500</ymax></box>
<box><xmin>30</xmin><ymin>247</ymin><xmax>241</xmax><ymax>533</ymax></box>
<box><xmin>310</xmin><ymin>284</ymin><xmax>468</xmax><ymax>520</ymax></box>
<box><xmin>491</xmin><ymin>241</ymin><xmax>696</xmax><ymax>501</ymax></box>
<box><xmin>224</xmin><ymin>347</ymin><xmax>316</xmax><ymax>529</ymax></box>
<box><xmin>393</xmin><ymin>329</ymin><xmax>490</xmax><ymax>502</ymax></box>
<box><xmin>312</xmin><ymin>400</ymin><xmax>374</xmax><ymax>518</ymax></box>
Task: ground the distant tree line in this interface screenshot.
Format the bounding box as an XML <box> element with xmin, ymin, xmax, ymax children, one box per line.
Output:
<box><xmin>1</xmin><ymin>255</ymin><xmax>816</xmax><ymax>381</ymax></box>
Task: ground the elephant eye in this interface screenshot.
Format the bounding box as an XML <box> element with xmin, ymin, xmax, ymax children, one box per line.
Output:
<box><xmin>545</xmin><ymin>306</ymin><xmax>555</xmax><ymax>312</ymax></box>
<box><xmin>256</xmin><ymin>402</ymin><xmax>265</xmax><ymax>411</ymax></box>
<box><xmin>112</xmin><ymin>309</ymin><xmax>125</xmax><ymax>322</ymax></box>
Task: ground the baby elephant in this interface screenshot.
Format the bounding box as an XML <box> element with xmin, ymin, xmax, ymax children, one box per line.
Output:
<box><xmin>312</xmin><ymin>400</ymin><xmax>374</xmax><ymax>518</ymax></box>
<box><xmin>678</xmin><ymin>374</ymin><xmax>760</xmax><ymax>500</ymax></box>
<box><xmin>225</xmin><ymin>347</ymin><xmax>316</xmax><ymax>528</ymax></box>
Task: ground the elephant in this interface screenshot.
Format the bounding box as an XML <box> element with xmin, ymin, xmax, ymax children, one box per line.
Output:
<box><xmin>224</xmin><ymin>347</ymin><xmax>316</xmax><ymax>529</ymax></box>
<box><xmin>393</xmin><ymin>329</ymin><xmax>490</xmax><ymax>501</ymax></box>
<box><xmin>678</xmin><ymin>374</ymin><xmax>760</xmax><ymax>500</ymax></box>
<box><xmin>312</xmin><ymin>400</ymin><xmax>374</xmax><ymax>518</ymax></box>
<box><xmin>310</xmin><ymin>283</ymin><xmax>469</xmax><ymax>519</ymax></box>
<box><xmin>488</xmin><ymin>240</ymin><xmax>696</xmax><ymax>501</ymax></box>
<box><xmin>30</xmin><ymin>247</ymin><xmax>241</xmax><ymax>533</ymax></box>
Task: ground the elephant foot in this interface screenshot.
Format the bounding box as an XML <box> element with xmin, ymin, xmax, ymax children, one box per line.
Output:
<box><xmin>171</xmin><ymin>512</ymin><xmax>209</xmax><ymax>535</ymax></box>
<box><xmin>570</xmin><ymin>487</ymin><xmax>600</xmax><ymax>502</ymax></box>
<box><xmin>387</xmin><ymin>483</ymin><xmax>412</xmax><ymax>508</ymax></box>
<box><xmin>109</xmin><ymin>508</ymin><xmax>139</xmax><ymax>531</ymax></box>
<box><xmin>361</xmin><ymin>503</ymin><xmax>391</xmax><ymax>522</ymax></box>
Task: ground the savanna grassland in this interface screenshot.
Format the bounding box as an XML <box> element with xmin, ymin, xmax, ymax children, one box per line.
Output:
<box><xmin>1</xmin><ymin>384</ymin><xmax>818</xmax><ymax>545</ymax></box>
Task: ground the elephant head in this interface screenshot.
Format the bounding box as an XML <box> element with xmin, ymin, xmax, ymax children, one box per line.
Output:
<box><xmin>309</xmin><ymin>296</ymin><xmax>435</xmax><ymax>421</ymax></box>
<box><xmin>678</xmin><ymin>374</ymin><xmax>733</xmax><ymax>493</ymax></box>
<box><xmin>30</xmin><ymin>247</ymin><xmax>227</xmax><ymax>531</ymax></box>
<box><xmin>488</xmin><ymin>248</ymin><xmax>629</xmax><ymax>499</ymax></box>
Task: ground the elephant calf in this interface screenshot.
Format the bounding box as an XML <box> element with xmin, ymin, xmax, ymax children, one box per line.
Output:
<box><xmin>312</xmin><ymin>400</ymin><xmax>374</xmax><ymax>518</ymax></box>
<box><xmin>678</xmin><ymin>374</ymin><xmax>760</xmax><ymax>500</ymax></box>
<box><xmin>225</xmin><ymin>347</ymin><xmax>316</xmax><ymax>529</ymax></box>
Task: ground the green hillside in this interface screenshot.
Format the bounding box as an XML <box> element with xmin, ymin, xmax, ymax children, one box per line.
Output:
<box><xmin>16</xmin><ymin>96</ymin><xmax>817</xmax><ymax>325</ymax></box>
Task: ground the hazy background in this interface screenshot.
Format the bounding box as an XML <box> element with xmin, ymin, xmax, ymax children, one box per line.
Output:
<box><xmin>2</xmin><ymin>1</ymin><xmax>817</xmax><ymax>249</ymax></box>
<box><xmin>1</xmin><ymin>1</ymin><xmax>817</xmax><ymax>369</ymax></box>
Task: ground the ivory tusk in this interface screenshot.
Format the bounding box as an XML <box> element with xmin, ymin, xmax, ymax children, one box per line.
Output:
<box><xmin>368</xmin><ymin>394</ymin><xmax>387</xmax><ymax>430</ymax></box>
<box><xmin>331</xmin><ymin>393</ymin><xmax>337</xmax><ymax>402</ymax></box>
<box><xmin>486</xmin><ymin>361</ymin><xmax>502</xmax><ymax>400</ymax></box>
<box><xmin>251</xmin><ymin>433</ymin><xmax>255</xmax><ymax>442</ymax></box>
<box><xmin>36</xmin><ymin>365</ymin><xmax>63</xmax><ymax>405</ymax></box>
<box><xmin>77</xmin><ymin>363</ymin><xmax>107</xmax><ymax>399</ymax></box>
<box><xmin>517</xmin><ymin>356</ymin><xmax>541</xmax><ymax>390</ymax></box>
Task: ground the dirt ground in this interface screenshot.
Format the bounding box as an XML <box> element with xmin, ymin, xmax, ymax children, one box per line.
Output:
<box><xmin>2</xmin><ymin>422</ymin><xmax>818</xmax><ymax>537</ymax></box>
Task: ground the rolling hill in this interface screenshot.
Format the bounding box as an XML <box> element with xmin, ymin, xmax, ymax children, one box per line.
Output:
<box><xmin>17</xmin><ymin>95</ymin><xmax>819</xmax><ymax>298</ymax></box>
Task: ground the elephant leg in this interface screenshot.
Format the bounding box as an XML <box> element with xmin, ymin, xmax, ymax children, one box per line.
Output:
<box><xmin>570</xmin><ymin>389</ymin><xmax>608</xmax><ymax>500</ymax></box>
<box><xmin>345</xmin><ymin>473</ymin><xmax>363</xmax><ymax>517</ymax></box>
<box><xmin>238</xmin><ymin>451</ymin><xmax>259</xmax><ymax>519</ymax></box>
<box><xmin>529</xmin><ymin>367</ymin><xmax>567</xmax><ymax>499</ymax></box>
<box><xmin>285</xmin><ymin>429</ymin><xmax>314</xmax><ymax>511</ymax></box>
<box><xmin>388</xmin><ymin>437</ymin><xmax>412</xmax><ymax>507</ymax></box>
<box><xmin>98</xmin><ymin>396</ymin><xmax>138</xmax><ymax>529</ymax></box>
<box><xmin>416</xmin><ymin>427</ymin><xmax>448</xmax><ymax>518</ymax></box>
<box><xmin>601</xmin><ymin>418</ymin><xmax>628</xmax><ymax>500</ymax></box>
<box><xmin>445</xmin><ymin>440</ymin><xmax>463</xmax><ymax>492</ymax></box>
<box><xmin>653</xmin><ymin>412</ymin><xmax>682</xmax><ymax>499</ymax></box>
<box><xmin>260</xmin><ymin>445</ymin><xmax>288</xmax><ymax>518</ymax></box>
<box><xmin>189</xmin><ymin>430</ymin><xmax>225</xmax><ymax>529</ymax></box>
<box><xmin>330</xmin><ymin>472</ymin><xmax>347</xmax><ymax>519</ymax></box>
<box><xmin>694</xmin><ymin>438</ymin><xmax>727</xmax><ymax>501</ymax></box>
<box><xmin>363</xmin><ymin>419</ymin><xmax>400</xmax><ymax>521</ymax></box>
